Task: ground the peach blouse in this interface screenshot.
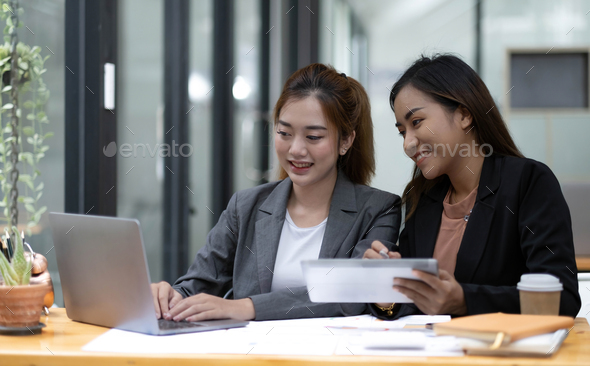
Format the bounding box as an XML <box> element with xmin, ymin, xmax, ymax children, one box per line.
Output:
<box><xmin>432</xmin><ymin>186</ymin><xmax>478</xmax><ymax>274</ymax></box>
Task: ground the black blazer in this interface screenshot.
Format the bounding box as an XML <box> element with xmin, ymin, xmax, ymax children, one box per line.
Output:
<box><xmin>373</xmin><ymin>154</ymin><xmax>581</xmax><ymax>319</ymax></box>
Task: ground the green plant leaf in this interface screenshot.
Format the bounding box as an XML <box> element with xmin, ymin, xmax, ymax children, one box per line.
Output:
<box><xmin>35</xmin><ymin>182</ymin><xmax>43</xmax><ymax>191</ymax></box>
<box><xmin>19</xmin><ymin>152</ymin><xmax>34</xmax><ymax>164</ymax></box>
<box><xmin>24</xmin><ymin>203</ymin><xmax>35</xmax><ymax>213</ymax></box>
<box><xmin>0</xmin><ymin>251</ymin><xmax>18</xmax><ymax>286</ymax></box>
<box><xmin>18</xmin><ymin>174</ymin><xmax>31</xmax><ymax>182</ymax></box>
<box><xmin>10</xmin><ymin>226</ymin><xmax>30</xmax><ymax>285</ymax></box>
<box><xmin>35</xmin><ymin>206</ymin><xmax>47</xmax><ymax>217</ymax></box>
<box><xmin>2</xmin><ymin>103</ymin><xmax>13</xmax><ymax>110</ymax></box>
<box><xmin>1</xmin><ymin>85</ymin><xmax>11</xmax><ymax>92</ymax></box>
<box><xmin>19</xmin><ymin>175</ymin><xmax>35</xmax><ymax>191</ymax></box>
<box><xmin>22</xmin><ymin>126</ymin><xmax>34</xmax><ymax>136</ymax></box>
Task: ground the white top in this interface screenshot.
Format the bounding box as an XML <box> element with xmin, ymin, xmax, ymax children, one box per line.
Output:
<box><xmin>270</xmin><ymin>209</ymin><xmax>327</xmax><ymax>292</ymax></box>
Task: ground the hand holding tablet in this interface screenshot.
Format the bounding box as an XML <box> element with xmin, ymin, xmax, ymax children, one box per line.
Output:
<box><xmin>301</xmin><ymin>258</ymin><xmax>439</xmax><ymax>303</ymax></box>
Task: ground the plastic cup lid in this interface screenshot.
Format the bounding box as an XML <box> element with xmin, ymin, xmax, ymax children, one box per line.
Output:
<box><xmin>517</xmin><ymin>273</ymin><xmax>563</xmax><ymax>292</ymax></box>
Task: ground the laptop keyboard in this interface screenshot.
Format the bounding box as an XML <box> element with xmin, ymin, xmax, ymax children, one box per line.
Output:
<box><xmin>158</xmin><ymin>319</ymin><xmax>204</xmax><ymax>330</ymax></box>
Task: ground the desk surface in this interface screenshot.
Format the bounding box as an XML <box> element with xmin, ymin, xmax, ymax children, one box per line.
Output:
<box><xmin>0</xmin><ymin>309</ymin><xmax>589</xmax><ymax>366</ymax></box>
<box><xmin>576</xmin><ymin>256</ymin><xmax>590</xmax><ymax>272</ymax></box>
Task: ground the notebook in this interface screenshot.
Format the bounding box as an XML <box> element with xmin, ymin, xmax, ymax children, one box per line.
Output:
<box><xmin>457</xmin><ymin>329</ymin><xmax>569</xmax><ymax>357</ymax></box>
<box><xmin>433</xmin><ymin>313</ymin><xmax>574</xmax><ymax>349</ymax></box>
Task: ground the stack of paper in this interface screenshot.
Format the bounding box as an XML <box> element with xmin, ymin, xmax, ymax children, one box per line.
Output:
<box><xmin>82</xmin><ymin>315</ymin><xmax>463</xmax><ymax>357</ymax></box>
<box><xmin>457</xmin><ymin>329</ymin><xmax>569</xmax><ymax>357</ymax></box>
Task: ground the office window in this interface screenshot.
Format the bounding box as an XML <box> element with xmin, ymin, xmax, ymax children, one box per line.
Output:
<box><xmin>510</xmin><ymin>52</ymin><xmax>589</xmax><ymax>109</ymax></box>
<box><xmin>117</xmin><ymin>0</ymin><xmax>165</xmax><ymax>283</ymax></box>
<box><xmin>188</xmin><ymin>0</ymin><xmax>214</xmax><ymax>260</ymax></box>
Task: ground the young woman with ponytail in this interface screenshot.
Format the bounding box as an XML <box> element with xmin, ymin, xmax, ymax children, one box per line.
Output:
<box><xmin>364</xmin><ymin>54</ymin><xmax>580</xmax><ymax>319</ymax></box>
<box><xmin>151</xmin><ymin>63</ymin><xmax>401</xmax><ymax>322</ymax></box>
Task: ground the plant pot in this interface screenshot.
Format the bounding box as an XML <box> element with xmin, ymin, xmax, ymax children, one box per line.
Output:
<box><xmin>0</xmin><ymin>283</ymin><xmax>49</xmax><ymax>327</ymax></box>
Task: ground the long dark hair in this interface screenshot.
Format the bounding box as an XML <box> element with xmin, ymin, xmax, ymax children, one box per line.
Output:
<box><xmin>274</xmin><ymin>63</ymin><xmax>375</xmax><ymax>185</ymax></box>
<box><xmin>390</xmin><ymin>54</ymin><xmax>523</xmax><ymax>220</ymax></box>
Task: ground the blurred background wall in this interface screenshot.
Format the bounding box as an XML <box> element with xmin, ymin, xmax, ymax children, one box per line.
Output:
<box><xmin>12</xmin><ymin>0</ymin><xmax>590</xmax><ymax>306</ymax></box>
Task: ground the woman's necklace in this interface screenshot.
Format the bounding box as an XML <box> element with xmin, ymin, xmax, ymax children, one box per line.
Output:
<box><xmin>450</xmin><ymin>187</ymin><xmax>473</xmax><ymax>222</ymax></box>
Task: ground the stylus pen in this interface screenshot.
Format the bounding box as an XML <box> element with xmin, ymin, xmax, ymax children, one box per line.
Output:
<box><xmin>379</xmin><ymin>248</ymin><xmax>389</xmax><ymax>259</ymax></box>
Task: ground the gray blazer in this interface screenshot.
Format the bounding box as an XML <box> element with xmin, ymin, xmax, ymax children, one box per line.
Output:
<box><xmin>173</xmin><ymin>171</ymin><xmax>401</xmax><ymax>320</ymax></box>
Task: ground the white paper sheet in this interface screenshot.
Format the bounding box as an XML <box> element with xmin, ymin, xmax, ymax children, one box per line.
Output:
<box><xmin>397</xmin><ymin>315</ymin><xmax>451</xmax><ymax>325</ymax></box>
<box><xmin>336</xmin><ymin>331</ymin><xmax>463</xmax><ymax>357</ymax></box>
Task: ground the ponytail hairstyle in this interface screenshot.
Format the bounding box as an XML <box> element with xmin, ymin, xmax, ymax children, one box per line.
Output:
<box><xmin>274</xmin><ymin>63</ymin><xmax>375</xmax><ymax>185</ymax></box>
<box><xmin>390</xmin><ymin>54</ymin><xmax>524</xmax><ymax>220</ymax></box>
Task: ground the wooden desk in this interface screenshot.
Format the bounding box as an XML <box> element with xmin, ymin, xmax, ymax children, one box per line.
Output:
<box><xmin>1</xmin><ymin>309</ymin><xmax>589</xmax><ymax>366</ymax></box>
<box><xmin>576</xmin><ymin>256</ymin><xmax>590</xmax><ymax>272</ymax></box>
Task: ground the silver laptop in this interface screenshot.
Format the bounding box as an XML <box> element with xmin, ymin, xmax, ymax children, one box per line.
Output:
<box><xmin>49</xmin><ymin>212</ymin><xmax>248</xmax><ymax>335</ymax></box>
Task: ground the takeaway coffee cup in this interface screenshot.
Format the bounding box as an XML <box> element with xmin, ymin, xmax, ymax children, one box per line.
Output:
<box><xmin>517</xmin><ymin>274</ymin><xmax>563</xmax><ymax>315</ymax></box>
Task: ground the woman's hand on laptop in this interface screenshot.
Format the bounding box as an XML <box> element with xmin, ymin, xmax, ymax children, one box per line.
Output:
<box><xmin>166</xmin><ymin>293</ymin><xmax>255</xmax><ymax>322</ymax></box>
<box><xmin>363</xmin><ymin>240</ymin><xmax>401</xmax><ymax>259</ymax></box>
<box><xmin>151</xmin><ymin>281</ymin><xmax>183</xmax><ymax>319</ymax></box>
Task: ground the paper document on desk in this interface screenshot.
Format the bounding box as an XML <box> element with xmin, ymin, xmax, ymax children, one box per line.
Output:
<box><xmin>83</xmin><ymin>323</ymin><xmax>340</xmax><ymax>355</ymax></box>
<box><xmin>83</xmin><ymin>327</ymin><xmax>340</xmax><ymax>355</ymax></box>
<box><xmin>335</xmin><ymin>330</ymin><xmax>463</xmax><ymax>357</ymax></box>
<box><xmin>397</xmin><ymin>314</ymin><xmax>451</xmax><ymax>325</ymax></box>
<box><xmin>83</xmin><ymin>314</ymin><xmax>455</xmax><ymax>356</ymax></box>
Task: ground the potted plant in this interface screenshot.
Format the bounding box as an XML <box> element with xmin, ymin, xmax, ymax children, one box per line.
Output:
<box><xmin>0</xmin><ymin>0</ymin><xmax>52</xmax><ymax>232</ymax></box>
<box><xmin>0</xmin><ymin>225</ymin><xmax>48</xmax><ymax>327</ymax></box>
<box><xmin>0</xmin><ymin>0</ymin><xmax>53</xmax><ymax>329</ymax></box>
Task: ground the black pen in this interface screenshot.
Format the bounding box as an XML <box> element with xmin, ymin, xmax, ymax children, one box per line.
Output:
<box><xmin>6</xmin><ymin>235</ymin><xmax>13</xmax><ymax>260</ymax></box>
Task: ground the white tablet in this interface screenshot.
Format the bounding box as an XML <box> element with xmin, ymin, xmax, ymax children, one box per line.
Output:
<box><xmin>301</xmin><ymin>259</ymin><xmax>438</xmax><ymax>303</ymax></box>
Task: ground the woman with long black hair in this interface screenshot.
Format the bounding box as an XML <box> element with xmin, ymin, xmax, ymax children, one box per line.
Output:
<box><xmin>365</xmin><ymin>54</ymin><xmax>580</xmax><ymax>319</ymax></box>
